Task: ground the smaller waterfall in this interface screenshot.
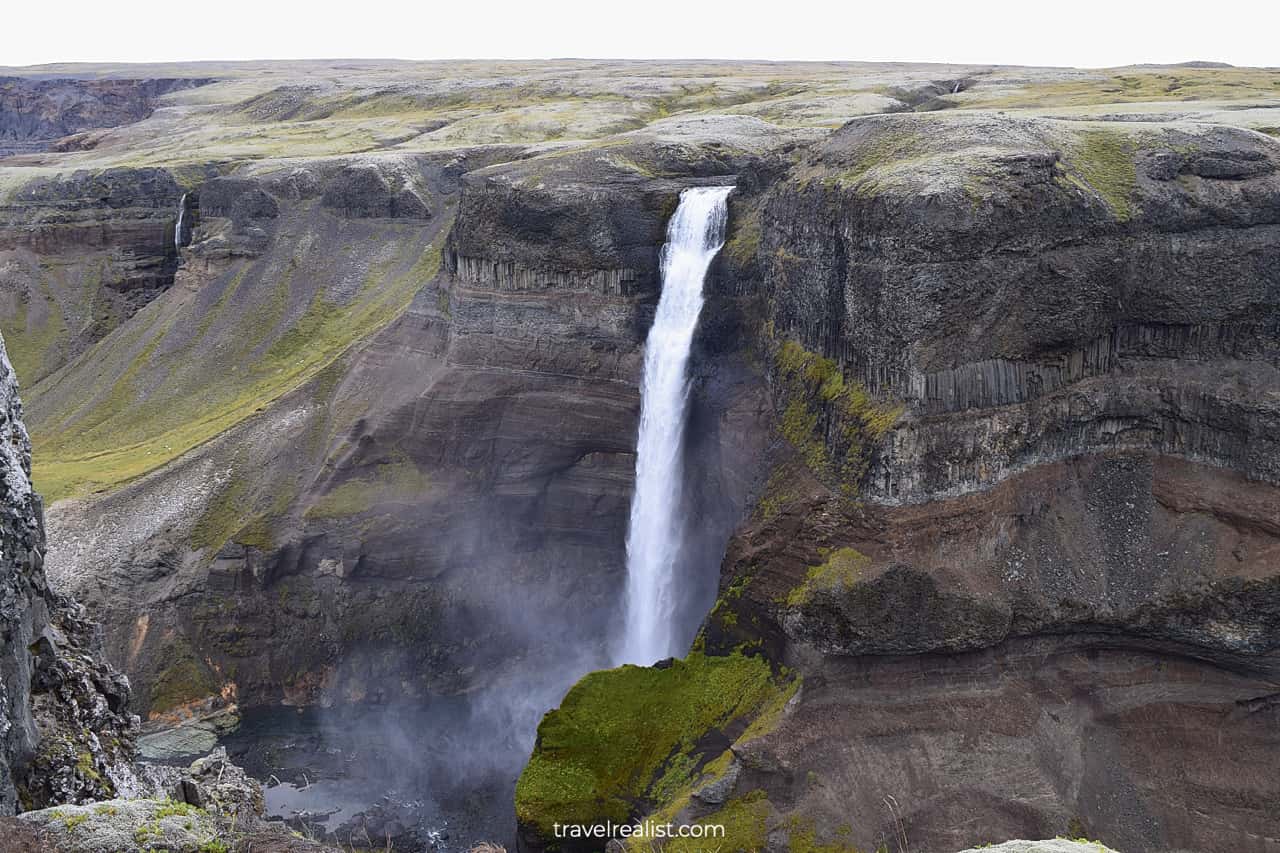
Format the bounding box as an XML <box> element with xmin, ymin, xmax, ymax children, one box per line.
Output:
<box><xmin>174</xmin><ymin>193</ymin><xmax>187</xmax><ymax>253</ymax></box>
<box><xmin>616</xmin><ymin>185</ymin><xmax>733</xmax><ymax>667</ymax></box>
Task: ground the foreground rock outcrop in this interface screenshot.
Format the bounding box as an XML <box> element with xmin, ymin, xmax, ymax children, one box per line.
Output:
<box><xmin>13</xmin><ymin>747</ymin><xmax>337</xmax><ymax>852</ymax></box>
<box><xmin>0</xmin><ymin>323</ymin><xmax>336</xmax><ymax>847</ymax></box>
<box><xmin>0</xmin><ymin>334</ymin><xmax>137</xmax><ymax>813</ymax></box>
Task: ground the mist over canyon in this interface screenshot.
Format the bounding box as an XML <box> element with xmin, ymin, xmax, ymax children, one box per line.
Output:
<box><xmin>0</xmin><ymin>57</ymin><xmax>1276</xmax><ymax>853</ymax></box>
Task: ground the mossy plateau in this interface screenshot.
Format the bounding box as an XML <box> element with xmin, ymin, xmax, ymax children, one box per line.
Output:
<box><xmin>969</xmin><ymin>69</ymin><xmax>1280</xmax><ymax>110</ymax></box>
<box><xmin>515</xmin><ymin>651</ymin><xmax>794</xmax><ymax>842</ymax></box>
<box><xmin>830</xmin><ymin>128</ymin><xmax>922</xmax><ymax>193</ymax></box>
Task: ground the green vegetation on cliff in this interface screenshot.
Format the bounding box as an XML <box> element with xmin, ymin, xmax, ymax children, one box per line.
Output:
<box><xmin>786</xmin><ymin>547</ymin><xmax>870</xmax><ymax>607</ymax></box>
<box><xmin>515</xmin><ymin>651</ymin><xmax>795</xmax><ymax>841</ymax></box>
<box><xmin>146</xmin><ymin>635</ymin><xmax>219</xmax><ymax>715</ymax></box>
<box><xmin>1061</xmin><ymin>129</ymin><xmax>1139</xmax><ymax>221</ymax></box>
<box><xmin>304</xmin><ymin>460</ymin><xmax>432</xmax><ymax>520</ymax></box>
<box><xmin>774</xmin><ymin>339</ymin><xmax>901</xmax><ymax>496</ymax></box>
<box><xmin>29</xmin><ymin>220</ymin><xmax>449</xmax><ymax>502</ymax></box>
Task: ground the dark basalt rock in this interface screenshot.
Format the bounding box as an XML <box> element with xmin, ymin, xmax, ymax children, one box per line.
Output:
<box><xmin>0</xmin><ymin>77</ymin><xmax>213</xmax><ymax>158</ymax></box>
<box><xmin>320</xmin><ymin>163</ymin><xmax>431</xmax><ymax>219</ymax></box>
<box><xmin>519</xmin><ymin>114</ymin><xmax>1280</xmax><ymax>853</ymax></box>
<box><xmin>0</xmin><ymin>338</ymin><xmax>136</xmax><ymax>814</ymax></box>
<box><xmin>198</xmin><ymin>177</ymin><xmax>280</xmax><ymax>225</ymax></box>
<box><xmin>756</xmin><ymin>115</ymin><xmax>1280</xmax><ymax>504</ymax></box>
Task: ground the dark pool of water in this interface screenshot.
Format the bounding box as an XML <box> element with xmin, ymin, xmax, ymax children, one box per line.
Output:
<box><xmin>218</xmin><ymin>702</ymin><xmax>523</xmax><ymax>851</ymax></box>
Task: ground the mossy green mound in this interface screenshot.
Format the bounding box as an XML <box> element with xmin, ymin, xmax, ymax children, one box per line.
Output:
<box><xmin>515</xmin><ymin>651</ymin><xmax>793</xmax><ymax>842</ymax></box>
<box><xmin>787</xmin><ymin>546</ymin><xmax>871</xmax><ymax>607</ymax></box>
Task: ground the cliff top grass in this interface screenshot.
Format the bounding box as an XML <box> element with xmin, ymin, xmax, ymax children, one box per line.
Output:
<box><xmin>1060</xmin><ymin>128</ymin><xmax>1140</xmax><ymax>220</ymax></box>
<box><xmin>966</xmin><ymin>68</ymin><xmax>1280</xmax><ymax>110</ymax></box>
<box><xmin>515</xmin><ymin>650</ymin><xmax>794</xmax><ymax>839</ymax></box>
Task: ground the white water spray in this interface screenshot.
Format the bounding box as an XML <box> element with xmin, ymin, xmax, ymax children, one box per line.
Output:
<box><xmin>174</xmin><ymin>193</ymin><xmax>187</xmax><ymax>253</ymax></box>
<box><xmin>616</xmin><ymin>185</ymin><xmax>733</xmax><ymax>666</ymax></box>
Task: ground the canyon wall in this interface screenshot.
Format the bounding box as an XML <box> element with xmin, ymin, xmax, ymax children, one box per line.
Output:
<box><xmin>517</xmin><ymin>115</ymin><xmax>1280</xmax><ymax>853</ymax></box>
<box><xmin>2</xmin><ymin>63</ymin><xmax>1277</xmax><ymax>853</ymax></box>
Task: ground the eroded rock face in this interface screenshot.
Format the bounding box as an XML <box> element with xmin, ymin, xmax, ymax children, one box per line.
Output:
<box><xmin>0</xmin><ymin>77</ymin><xmax>212</xmax><ymax>157</ymax></box>
<box><xmin>0</xmin><ymin>335</ymin><xmax>137</xmax><ymax>813</ymax></box>
<box><xmin>760</xmin><ymin>115</ymin><xmax>1280</xmax><ymax>503</ymax></box>
<box><xmin>321</xmin><ymin>163</ymin><xmax>431</xmax><ymax>219</ymax></box>
<box><xmin>696</xmin><ymin>116</ymin><xmax>1280</xmax><ymax>853</ymax></box>
<box><xmin>697</xmin><ymin>454</ymin><xmax>1280</xmax><ymax>852</ymax></box>
<box><xmin>0</xmin><ymin>167</ymin><xmax>190</xmax><ymax>382</ymax></box>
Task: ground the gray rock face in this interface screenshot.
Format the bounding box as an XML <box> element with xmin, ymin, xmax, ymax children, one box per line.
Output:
<box><xmin>0</xmin><ymin>334</ymin><xmax>136</xmax><ymax>813</ymax></box>
<box><xmin>320</xmin><ymin>163</ymin><xmax>431</xmax><ymax>219</ymax></box>
<box><xmin>0</xmin><ymin>77</ymin><xmax>212</xmax><ymax>157</ymax></box>
<box><xmin>756</xmin><ymin>115</ymin><xmax>1280</xmax><ymax>503</ymax></box>
<box><xmin>0</xmin><ymin>167</ymin><xmax>191</xmax><ymax>382</ymax></box>
<box><xmin>682</xmin><ymin>113</ymin><xmax>1280</xmax><ymax>853</ymax></box>
<box><xmin>0</xmin><ymin>333</ymin><xmax>42</xmax><ymax>814</ymax></box>
<box><xmin>199</xmin><ymin>176</ymin><xmax>280</xmax><ymax>225</ymax></box>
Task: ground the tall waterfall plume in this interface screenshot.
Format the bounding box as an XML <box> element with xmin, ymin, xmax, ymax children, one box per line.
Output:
<box><xmin>616</xmin><ymin>185</ymin><xmax>733</xmax><ymax>666</ymax></box>
<box><xmin>174</xmin><ymin>192</ymin><xmax>188</xmax><ymax>253</ymax></box>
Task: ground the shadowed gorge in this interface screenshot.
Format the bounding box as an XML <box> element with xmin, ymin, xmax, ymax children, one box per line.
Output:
<box><xmin>0</xmin><ymin>57</ymin><xmax>1275</xmax><ymax>853</ymax></box>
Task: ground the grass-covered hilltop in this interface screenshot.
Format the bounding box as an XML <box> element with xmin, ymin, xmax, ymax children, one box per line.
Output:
<box><xmin>0</xmin><ymin>57</ymin><xmax>1277</xmax><ymax>852</ymax></box>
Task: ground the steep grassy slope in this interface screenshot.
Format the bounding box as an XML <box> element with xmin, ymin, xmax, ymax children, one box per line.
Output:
<box><xmin>26</xmin><ymin>201</ymin><xmax>449</xmax><ymax>501</ymax></box>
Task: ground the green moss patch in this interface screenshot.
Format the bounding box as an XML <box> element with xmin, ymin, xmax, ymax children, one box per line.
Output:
<box><xmin>516</xmin><ymin>651</ymin><xmax>793</xmax><ymax>840</ymax></box>
<box><xmin>832</xmin><ymin>128</ymin><xmax>920</xmax><ymax>191</ymax></box>
<box><xmin>305</xmin><ymin>460</ymin><xmax>431</xmax><ymax>519</ymax></box>
<box><xmin>786</xmin><ymin>547</ymin><xmax>870</xmax><ymax>607</ymax></box>
<box><xmin>1062</xmin><ymin>130</ymin><xmax>1139</xmax><ymax>221</ymax></box>
<box><xmin>148</xmin><ymin>636</ymin><xmax>218</xmax><ymax>714</ymax></box>
<box><xmin>773</xmin><ymin>339</ymin><xmax>902</xmax><ymax>496</ymax></box>
<box><xmin>660</xmin><ymin>790</ymin><xmax>772</xmax><ymax>853</ymax></box>
<box><xmin>724</xmin><ymin>208</ymin><xmax>762</xmax><ymax>268</ymax></box>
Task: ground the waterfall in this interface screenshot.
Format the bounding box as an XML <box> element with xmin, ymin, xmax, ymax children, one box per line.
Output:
<box><xmin>616</xmin><ymin>185</ymin><xmax>733</xmax><ymax>666</ymax></box>
<box><xmin>174</xmin><ymin>193</ymin><xmax>187</xmax><ymax>253</ymax></box>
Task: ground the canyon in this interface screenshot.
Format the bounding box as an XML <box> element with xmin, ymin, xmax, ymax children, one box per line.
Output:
<box><xmin>0</xmin><ymin>59</ymin><xmax>1275</xmax><ymax>852</ymax></box>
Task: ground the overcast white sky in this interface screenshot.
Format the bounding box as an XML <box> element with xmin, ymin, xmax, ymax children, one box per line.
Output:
<box><xmin>5</xmin><ymin>0</ymin><xmax>1278</xmax><ymax>68</ymax></box>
